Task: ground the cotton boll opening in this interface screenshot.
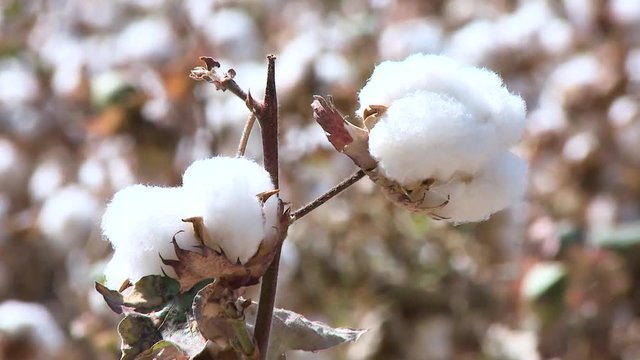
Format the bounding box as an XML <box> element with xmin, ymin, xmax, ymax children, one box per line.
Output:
<box><xmin>429</xmin><ymin>152</ymin><xmax>528</xmax><ymax>223</ymax></box>
<box><xmin>358</xmin><ymin>54</ymin><xmax>526</xmax><ymax>150</ymax></box>
<box><xmin>38</xmin><ymin>185</ymin><xmax>102</xmax><ymax>252</ymax></box>
<box><xmin>101</xmin><ymin>185</ymin><xmax>200</xmax><ymax>285</ymax></box>
<box><xmin>182</xmin><ymin>157</ymin><xmax>276</xmax><ymax>264</ymax></box>
<box><xmin>369</xmin><ymin>91</ymin><xmax>508</xmax><ymax>184</ymax></box>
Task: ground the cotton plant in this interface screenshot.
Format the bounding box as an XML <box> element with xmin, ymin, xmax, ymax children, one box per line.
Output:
<box><xmin>96</xmin><ymin>53</ymin><xmax>527</xmax><ymax>360</ymax></box>
<box><xmin>313</xmin><ymin>53</ymin><xmax>528</xmax><ymax>223</ymax></box>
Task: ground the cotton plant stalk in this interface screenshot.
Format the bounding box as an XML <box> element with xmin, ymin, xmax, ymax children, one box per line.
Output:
<box><xmin>96</xmin><ymin>53</ymin><xmax>528</xmax><ymax>360</ymax></box>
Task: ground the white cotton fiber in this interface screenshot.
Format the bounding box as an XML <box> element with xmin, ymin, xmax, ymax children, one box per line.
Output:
<box><xmin>0</xmin><ymin>300</ymin><xmax>65</xmax><ymax>356</ymax></box>
<box><xmin>358</xmin><ymin>54</ymin><xmax>526</xmax><ymax>151</ymax></box>
<box><xmin>429</xmin><ymin>152</ymin><xmax>528</xmax><ymax>223</ymax></box>
<box><xmin>101</xmin><ymin>185</ymin><xmax>200</xmax><ymax>286</ymax></box>
<box><xmin>101</xmin><ymin>157</ymin><xmax>276</xmax><ymax>287</ymax></box>
<box><xmin>360</xmin><ymin>54</ymin><xmax>525</xmax><ymax>185</ymax></box>
<box><xmin>369</xmin><ymin>91</ymin><xmax>488</xmax><ymax>183</ymax></box>
<box><xmin>38</xmin><ymin>185</ymin><xmax>102</xmax><ymax>252</ymax></box>
<box><xmin>182</xmin><ymin>157</ymin><xmax>276</xmax><ymax>264</ymax></box>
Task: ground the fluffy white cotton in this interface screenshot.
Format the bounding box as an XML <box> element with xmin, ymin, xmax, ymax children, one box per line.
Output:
<box><xmin>101</xmin><ymin>157</ymin><xmax>276</xmax><ymax>287</ymax></box>
<box><xmin>182</xmin><ymin>157</ymin><xmax>276</xmax><ymax>264</ymax></box>
<box><xmin>29</xmin><ymin>158</ymin><xmax>65</xmax><ymax>202</ymax></box>
<box><xmin>358</xmin><ymin>54</ymin><xmax>526</xmax><ymax>155</ymax></box>
<box><xmin>114</xmin><ymin>17</ymin><xmax>175</xmax><ymax>63</ymax></box>
<box><xmin>428</xmin><ymin>152</ymin><xmax>528</xmax><ymax>223</ymax></box>
<box><xmin>0</xmin><ymin>60</ymin><xmax>40</xmax><ymax>105</ymax></box>
<box><xmin>365</xmin><ymin>58</ymin><xmax>525</xmax><ymax>184</ymax></box>
<box><xmin>101</xmin><ymin>185</ymin><xmax>200</xmax><ymax>287</ymax></box>
<box><xmin>38</xmin><ymin>185</ymin><xmax>102</xmax><ymax>252</ymax></box>
<box><xmin>369</xmin><ymin>91</ymin><xmax>489</xmax><ymax>183</ymax></box>
<box><xmin>0</xmin><ymin>300</ymin><xmax>65</xmax><ymax>356</ymax></box>
<box><xmin>378</xmin><ymin>19</ymin><xmax>443</xmax><ymax>60</ymax></box>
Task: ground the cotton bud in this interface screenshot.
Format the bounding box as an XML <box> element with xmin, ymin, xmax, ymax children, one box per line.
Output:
<box><xmin>101</xmin><ymin>157</ymin><xmax>276</xmax><ymax>288</ymax></box>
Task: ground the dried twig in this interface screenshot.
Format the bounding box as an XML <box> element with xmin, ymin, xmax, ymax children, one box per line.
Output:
<box><xmin>237</xmin><ymin>113</ymin><xmax>257</xmax><ymax>157</ymax></box>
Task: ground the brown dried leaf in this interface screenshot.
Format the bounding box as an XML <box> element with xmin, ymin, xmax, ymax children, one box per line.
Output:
<box><xmin>162</xmin><ymin>216</ymin><xmax>285</xmax><ymax>292</ymax></box>
<box><xmin>119</xmin><ymin>315</ymin><xmax>163</xmax><ymax>360</ymax></box>
<box><xmin>311</xmin><ymin>96</ymin><xmax>377</xmax><ymax>170</ymax></box>
<box><xmin>193</xmin><ymin>282</ymin><xmax>256</xmax><ymax>357</ymax></box>
<box><xmin>94</xmin><ymin>275</ymin><xmax>180</xmax><ymax>314</ymax></box>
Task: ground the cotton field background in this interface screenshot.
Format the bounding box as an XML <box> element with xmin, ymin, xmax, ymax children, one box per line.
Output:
<box><xmin>1</xmin><ymin>0</ymin><xmax>640</xmax><ymax>359</ymax></box>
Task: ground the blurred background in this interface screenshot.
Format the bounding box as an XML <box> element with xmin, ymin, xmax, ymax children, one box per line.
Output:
<box><xmin>1</xmin><ymin>0</ymin><xmax>640</xmax><ymax>359</ymax></box>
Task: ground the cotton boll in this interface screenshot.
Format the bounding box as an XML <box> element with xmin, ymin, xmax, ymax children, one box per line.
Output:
<box><xmin>357</xmin><ymin>54</ymin><xmax>525</xmax><ymax>149</ymax></box>
<box><xmin>538</xmin><ymin>19</ymin><xmax>574</xmax><ymax>56</ymax></box>
<box><xmin>610</xmin><ymin>0</ymin><xmax>640</xmax><ymax>26</ymax></box>
<box><xmin>369</xmin><ymin>91</ymin><xmax>488</xmax><ymax>183</ymax></box>
<box><xmin>29</xmin><ymin>158</ymin><xmax>65</xmax><ymax>202</ymax></box>
<box><xmin>38</xmin><ymin>185</ymin><xmax>102</xmax><ymax>252</ymax></box>
<box><xmin>547</xmin><ymin>54</ymin><xmax>600</xmax><ymax>94</ymax></box>
<box><xmin>0</xmin><ymin>300</ymin><xmax>65</xmax><ymax>357</ymax></box>
<box><xmin>78</xmin><ymin>158</ymin><xmax>107</xmax><ymax>191</ymax></box>
<box><xmin>608</xmin><ymin>96</ymin><xmax>639</xmax><ymax>127</ymax></box>
<box><xmin>369</xmin><ymin>90</ymin><xmax>522</xmax><ymax>184</ymax></box>
<box><xmin>378</xmin><ymin>19</ymin><xmax>443</xmax><ymax>60</ymax></box>
<box><xmin>202</xmin><ymin>9</ymin><xmax>260</xmax><ymax>61</ymax></box>
<box><xmin>114</xmin><ymin>17</ymin><xmax>175</xmax><ymax>64</ymax></box>
<box><xmin>445</xmin><ymin>20</ymin><xmax>497</xmax><ymax>66</ymax></box>
<box><xmin>0</xmin><ymin>60</ymin><xmax>40</xmax><ymax>105</ymax></box>
<box><xmin>276</xmin><ymin>31</ymin><xmax>322</xmax><ymax>93</ymax></box>
<box><xmin>313</xmin><ymin>52</ymin><xmax>353</xmax><ymax>86</ymax></box>
<box><xmin>562</xmin><ymin>132</ymin><xmax>598</xmax><ymax>164</ymax></box>
<box><xmin>101</xmin><ymin>185</ymin><xmax>200</xmax><ymax>285</ymax></box>
<box><xmin>429</xmin><ymin>152</ymin><xmax>528</xmax><ymax>223</ymax></box>
<box><xmin>182</xmin><ymin>157</ymin><xmax>276</xmax><ymax>264</ymax></box>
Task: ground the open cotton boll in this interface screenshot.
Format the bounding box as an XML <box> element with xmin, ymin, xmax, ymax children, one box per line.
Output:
<box><xmin>101</xmin><ymin>185</ymin><xmax>200</xmax><ymax>285</ymax></box>
<box><xmin>428</xmin><ymin>152</ymin><xmax>528</xmax><ymax>223</ymax></box>
<box><xmin>369</xmin><ymin>91</ymin><xmax>515</xmax><ymax>184</ymax></box>
<box><xmin>357</xmin><ymin>54</ymin><xmax>526</xmax><ymax>148</ymax></box>
<box><xmin>38</xmin><ymin>185</ymin><xmax>102</xmax><ymax>252</ymax></box>
<box><xmin>0</xmin><ymin>300</ymin><xmax>65</xmax><ymax>356</ymax></box>
<box><xmin>182</xmin><ymin>157</ymin><xmax>276</xmax><ymax>264</ymax></box>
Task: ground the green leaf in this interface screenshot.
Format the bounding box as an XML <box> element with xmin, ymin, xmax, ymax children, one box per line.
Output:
<box><xmin>118</xmin><ymin>315</ymin><xmax>162</xmax><ymax>360</ymax></box>
<box><xmin>95</xmin><ymin>275</ymin><xmax>180</xmax><ymax>314</ymax></box>
<box><xmin>192</xmin><ymin>282</ymin><xmax>256</xmax><ymax>357</ymax></box>
<box><xmin>521</xmin><ymin>262</ymin><xmax>567</xmax><ymax>302</ymax></box>
<box><xmin>157</xmin><ymin>283</ymin><xmax>209</xmax><ymax>358</ymax></box>
<box><xmin>592</xmin><ymin>222</ymin><xmax>640</xmax><ymax>250</ymax></box>
<box><xmin>245</xmin><ymin>303</ymin><xmax>366</xmax><ymax>360</ymax></box>
<box><xmin>134</xmin><ymin>341</ymin><xmax>189</xmax><ymax>360</ymax></box>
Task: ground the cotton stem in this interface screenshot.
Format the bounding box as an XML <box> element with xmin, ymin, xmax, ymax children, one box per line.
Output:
<box><xmin>253</xmin><ymin>55</ymin><xmax>286</xmax><ymax>360</ymax></box>
<box><xmin>237</xmin><ymin>113</ymin><xmax>257</xmax><ymax>157</ymax></box>
<box><xmin>290</xmin><ymin>169</ymin><xmax>366</xmax><ymax>224</ymax></box>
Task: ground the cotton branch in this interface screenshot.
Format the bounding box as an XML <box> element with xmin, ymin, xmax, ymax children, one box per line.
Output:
<box><xmin>190</xmin><ymin>56</ymin><xmax>251</xmax><ymax>105</ymax></box>
<box><xmin>252</xmin><ymin>55</ymin><xmax>286</xmax><ymax>360</ymax></box>
<box><xmin>290</xmin><ymin>170</ymin><xmax>366</xmax><ymax>223</ymax></box>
